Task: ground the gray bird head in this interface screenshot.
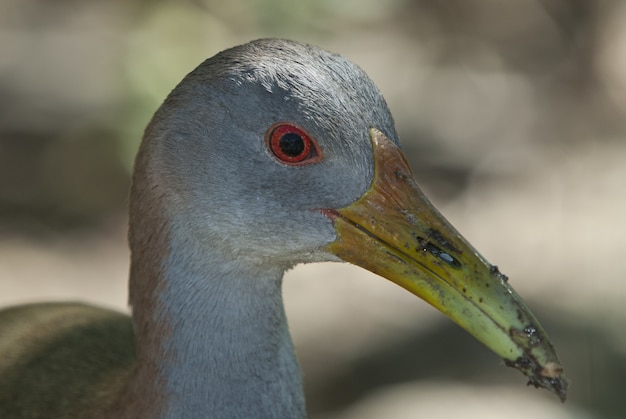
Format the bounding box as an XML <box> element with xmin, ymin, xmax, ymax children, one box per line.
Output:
<box><xmin>130</xmin><ymin>38</ymin><xmax>567</xmax><ymax>401</ymax></box>
<box><xmin>138</xmin><ymin>39</ymin><xmax>398</xmax><ymax>268</ymax></box>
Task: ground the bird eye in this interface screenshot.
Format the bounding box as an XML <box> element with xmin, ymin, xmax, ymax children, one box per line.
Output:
<box><xmin>266</xmin><ymin>123</ymin><xmax>322</xmax><ymax>165</ymax></box>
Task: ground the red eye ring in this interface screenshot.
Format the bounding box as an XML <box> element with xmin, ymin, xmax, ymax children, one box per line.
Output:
<box><xmin>266</xmin><ymin>123</ymin><xmax>322</xmax><ymax>166</ymax></box>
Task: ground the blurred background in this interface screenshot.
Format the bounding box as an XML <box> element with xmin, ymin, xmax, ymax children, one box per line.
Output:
<box><xmin>1</xmin><ymin>0</ymin><xmax>625</xmax><ymax>418</ymax></box>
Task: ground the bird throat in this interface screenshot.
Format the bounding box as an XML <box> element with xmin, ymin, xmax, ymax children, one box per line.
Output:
<box><xmin>128</xmin><ymin>228</ymin><xmax>307</xmax><ymax>418</ymax></box>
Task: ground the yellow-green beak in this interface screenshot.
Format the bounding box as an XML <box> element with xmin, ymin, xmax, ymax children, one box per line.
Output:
<box><xmin>325</xmin><ymin>128</ymin><xmax>568</xmax><ymax>401</ymax></box>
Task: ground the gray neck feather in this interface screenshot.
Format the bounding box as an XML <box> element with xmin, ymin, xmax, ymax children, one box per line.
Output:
<box><xmin>159</xmin><ymin>231</ymin><xmax>306</xmax><ymax>418</ymax></box>
<box><xmin>127</xmin><ymin>223</ymin><xmax>305</xmax><ymax>417</ymax></box>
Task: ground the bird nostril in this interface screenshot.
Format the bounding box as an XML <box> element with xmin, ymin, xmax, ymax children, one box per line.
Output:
<box><xmin>415</xmin><ymin>236</ymin><xmax>461</xmax><ymax>268</ymax></box>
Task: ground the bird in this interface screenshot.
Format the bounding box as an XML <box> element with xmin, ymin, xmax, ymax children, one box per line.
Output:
<box><xmin>0</xmin><ymin>39</ymin><xmax>567</xmax><ymax>418</ymax></box>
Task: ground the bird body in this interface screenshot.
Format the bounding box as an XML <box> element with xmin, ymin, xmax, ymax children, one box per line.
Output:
<box><xmin>0</xmin><ymin>39</ymin><xmax>567</xmax><ymax>418</ymax></box>
<box><xmin>0</xmin><ymin>303</ymin><xmax>133</xmax><ymax>418</ymax></box>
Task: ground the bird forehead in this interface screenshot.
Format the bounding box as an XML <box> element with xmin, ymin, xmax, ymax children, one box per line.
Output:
<box><xmin>211</xmin><ymin>43</ymin><xmax>381</xmax><ymax>111</ymax></box>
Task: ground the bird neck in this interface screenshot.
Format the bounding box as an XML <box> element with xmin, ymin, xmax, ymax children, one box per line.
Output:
<box><xmin>124</xmin><ymin>217</ymin><xmax>306</xmax><ymax>418</ymax></box>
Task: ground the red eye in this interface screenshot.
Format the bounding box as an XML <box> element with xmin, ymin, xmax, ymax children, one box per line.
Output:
<box><xmin>266</xmin><ymin>123</ymin><xmax>322</xmax><ymax>165</ymax></box>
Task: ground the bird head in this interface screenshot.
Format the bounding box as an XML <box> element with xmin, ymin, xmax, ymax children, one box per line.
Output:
<box><xmin>132</xmin><ymin>38</ymin><xmax>567</xmax><ymax>400</ymax></box>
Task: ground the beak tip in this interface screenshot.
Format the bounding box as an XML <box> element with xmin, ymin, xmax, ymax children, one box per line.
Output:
<box><xmin>505</xmin><ymin>357</ymin><xmax>569</xmax><ymax>402</ymax></box>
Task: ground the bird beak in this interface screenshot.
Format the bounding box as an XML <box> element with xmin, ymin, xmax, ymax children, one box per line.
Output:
<box><xmin>324</xmin><ymin>128</ymin><xmax>568</xmax><ymax>401</ymax></box>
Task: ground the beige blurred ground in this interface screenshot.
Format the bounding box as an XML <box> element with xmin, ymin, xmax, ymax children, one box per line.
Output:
<box><xmin>1</xmin><ymin>1</ymin><xmax>625</xmax><ymax>418</ymax></box>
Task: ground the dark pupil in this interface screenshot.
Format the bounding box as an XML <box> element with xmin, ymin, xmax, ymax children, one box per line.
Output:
<box><xmin>279</xmin><ymin>133</ymin><xmax>305</xmax><ymax>157</ymax></box>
